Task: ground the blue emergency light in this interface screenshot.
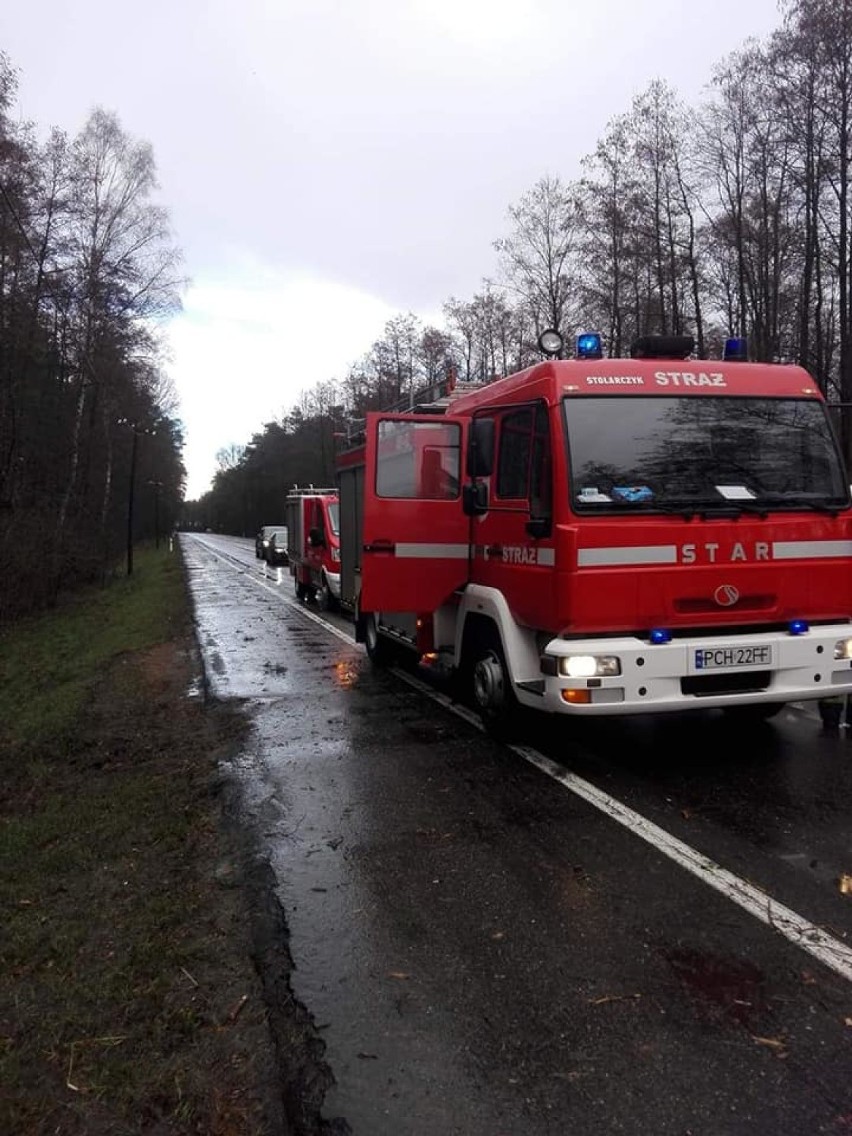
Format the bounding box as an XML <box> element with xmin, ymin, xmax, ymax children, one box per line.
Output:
<box><xmin>788</xmin><ymin>619</ymin><xmax>809</xmax><ymax>636</ymax></box>
<box><xmin>577</xmin><ymin>332</ymin><xmax>603</xmax><ymax>360</ymax></box>
<box><xmin>649</xmin><ymin>628</ymin><xmax>672</xmax><ymax>644</ymax></box>
<box><xmin>723</xmin><ymin>336</ymin><xmax>748</xmax><ymax>362</ymax></box>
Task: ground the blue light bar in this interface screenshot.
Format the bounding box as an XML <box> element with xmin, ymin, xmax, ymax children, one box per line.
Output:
<box><xmin>723</xmin><ymin>336</ymin><xmax>748</xmax><ymax>362</ymax></box>
<box><xmin>577</xmin><ymin>332</ymin><xmax>603</xmax><ymax>360</ymax></box>
<box><xmin>650</xmin><ymin>628</ymin><xmax>672</xmax><ymax>644</ymax></box>
<box><xmin>788</xmin><ymin>619</ymin><xmax>810</xmax><ymax>635</ymax></box>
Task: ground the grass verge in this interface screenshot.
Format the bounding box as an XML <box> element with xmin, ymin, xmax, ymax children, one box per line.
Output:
<box><xmin>0</xmin><ymin>547</ymin><xmax>280</xmax><ymax>1134</ymax></box>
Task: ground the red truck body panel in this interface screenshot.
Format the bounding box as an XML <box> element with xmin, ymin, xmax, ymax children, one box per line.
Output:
<box><xmin>338</xmin><ymin>353</ymin><xmax>852</xmax><ymax>716</ymax></box>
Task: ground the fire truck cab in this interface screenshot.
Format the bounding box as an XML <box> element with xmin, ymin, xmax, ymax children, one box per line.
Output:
<box><xmin>338</xmin><ymin>334</ymin><xmax>852</xmax><ymax>732</ymax></box>
<box><xmin>285</xmin><ymin>487</ymin><xmax>341</xmax><ymax>610</ymax></box>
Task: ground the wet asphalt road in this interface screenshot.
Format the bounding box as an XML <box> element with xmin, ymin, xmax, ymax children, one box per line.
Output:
<box><xmin>183</xmin><ymin>533</ymin><xmax>852</xmax><ymax>1135</ymax></box>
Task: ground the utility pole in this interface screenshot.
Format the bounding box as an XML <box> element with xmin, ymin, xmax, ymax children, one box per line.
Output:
<box><xmin>147</xmin><ymin>479</ymin><xmax>163</xmax><ymax>549</ymax></box>
<box><xmin>127</xmin><ymin>425</ymin><xmax>138</xmax><ymax>576</ymax></box>
<box><xmin>118</xmin><ymin>417</ymin><xmax>156</xmax><ymax>577</ymax></box>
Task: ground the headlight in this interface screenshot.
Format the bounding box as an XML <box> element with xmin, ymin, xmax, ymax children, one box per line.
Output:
<box><xmin>834</xmin><ymin>638</ymin><xmax>852</xmax><ymax>660</ymax></box>
<box><xmin>558</xmin><ymin>655</ymin><xmax>621</xmax><ymax>678</ymax></box>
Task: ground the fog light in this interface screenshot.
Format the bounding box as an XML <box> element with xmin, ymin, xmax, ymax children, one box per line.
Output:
<box><xmin>558</xmin><ymin>655</ymin><xmax>621</xmax><ymax>678</ymax></box>
<box><xmin>561</xmin><ymin>689</ymin><xmax>592</xmax><ymax>704</ymax></box>
<box><xmin>834</xmin><ymin>637</ymin><xmax>852</xmax><ymax>660</ymax></box>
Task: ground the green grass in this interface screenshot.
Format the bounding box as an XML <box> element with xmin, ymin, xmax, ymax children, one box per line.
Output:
<box><xmin>0</xmin><ymin>545</ymin><xmax>269</xmax><ymax>1134</ymax></box>
<box><xmin>0</xmin><ymin>547</ymin><xmax>185</xmax><ymax>751</ymax></box>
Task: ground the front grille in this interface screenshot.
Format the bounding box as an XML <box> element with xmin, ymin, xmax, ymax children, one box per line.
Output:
<box><xmin>681</xmin><ymin>670</ymin><xmax>771</xmax><ymax>697</ymax></box>
<box><xmin>674</xmin><ymin>594</ymin><xmax>775</xmax><ymax>615</ymax></box>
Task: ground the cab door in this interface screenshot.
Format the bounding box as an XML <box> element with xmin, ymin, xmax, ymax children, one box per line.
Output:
<box><xmin>471</xmin><ymin>401</ymin><xmax>557</xmax><ymax>630</ymax></box>
<box><xmin>361</xmin><ymin>413</ymin><xmax>471</xmax><ymax>613</ymax></box>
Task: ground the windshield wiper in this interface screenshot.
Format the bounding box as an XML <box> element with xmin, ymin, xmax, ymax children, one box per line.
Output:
<box><xmin>758</xmin><ymin>494</ymin><xmax>846</xmax><ymax>515</ymax></box>
<box><xmin>656</xmin><ymin>496</ymin><xmax>769</xmax><ymax>519</ymax></box>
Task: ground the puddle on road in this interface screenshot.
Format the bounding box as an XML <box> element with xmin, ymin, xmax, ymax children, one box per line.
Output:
<box><xmin>665</xmin><ymin>947</ymin><xmax>768</xmax><ymax>1027</ymax></box>
<box><xmin>405</xmin><ymin>720</ymin><xmax>453</xmax><ymax>744</ymax></box>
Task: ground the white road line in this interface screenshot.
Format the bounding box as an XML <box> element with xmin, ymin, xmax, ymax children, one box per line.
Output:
<box><xmin>193</xmin><ymin>536</ymin><xmax>852</xmax><ymax>985</ymax></box>
<box><xmin>394</xmin><ymin>669</ymin><xmax>852</xmax><ymax>985</ymax></box>
<box><xmin>195</xmin><ymin>540</ymin><xmax>355</xmax><ymax>646</ymax></box>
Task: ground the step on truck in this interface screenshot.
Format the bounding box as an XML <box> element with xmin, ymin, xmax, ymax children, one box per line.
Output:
<box><xmin>286</xmin><ymin>487</ymin><xmax>341</xmax><ymax>610</ymax></box>
<box><xmin>336</xmin><ymin>331</ymin><xmax>852</xmax><ymax>732</ymax></box>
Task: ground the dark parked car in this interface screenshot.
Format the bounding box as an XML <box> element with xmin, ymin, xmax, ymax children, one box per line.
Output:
<box><xmin>268</xmin><ymin>529</ymin><xmax>290</xmax><ymax>566</ymax></box>
<box><xmin>256</xmin><ymin>525</ymin><xmax>287</xmax><ymax>559</ymax></box>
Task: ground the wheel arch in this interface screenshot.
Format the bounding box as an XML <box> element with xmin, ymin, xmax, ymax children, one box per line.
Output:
<box><xmin>455</xmin><ymin>586</ymin><xmax>540</xmax><ymax>685</ymax></box>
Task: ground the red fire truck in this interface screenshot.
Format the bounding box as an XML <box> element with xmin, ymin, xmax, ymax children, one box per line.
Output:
<box><xmin>285</xmin><ymin>487</ymin><xmax>341</xmax><ymax>610</ymax></box>
<box><xmin>337</xmin><ymin>333</ymin><xmax>852</xmax><ymax>732</ymax></box>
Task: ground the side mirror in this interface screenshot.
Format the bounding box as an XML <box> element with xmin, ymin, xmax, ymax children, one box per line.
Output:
<box><xmin>467</xmin><ymin>418</ymin><xmax>495</xmax><ymax>478</ymax></box>
<box><xmin>309</xmin><ymin>527</ymin><xmax>325</xmax><ymax>547</ymax></box>
<box><xmin>462</xmin><ymin>482</ymin><xmax>489</xmax><ymax>516</ymax></box>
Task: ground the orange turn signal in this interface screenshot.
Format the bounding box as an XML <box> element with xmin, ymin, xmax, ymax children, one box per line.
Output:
<box><xmin>561</xmin><ymin>688</ymin><xmax>592</xmax><ymax>704</ymax></box>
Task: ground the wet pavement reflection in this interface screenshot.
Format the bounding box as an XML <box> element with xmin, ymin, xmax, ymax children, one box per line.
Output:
<box><xmin>185</xmin><ymin>535</ymin><xmax>852</xmax><ymax>1136</ymax></box>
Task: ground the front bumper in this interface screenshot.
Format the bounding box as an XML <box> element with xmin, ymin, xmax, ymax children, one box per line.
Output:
<box><xmin>326</xmin><ymin>570</ymin><xmax>341</xmax><ymax>599</ymax></box>
<box><xmin>535</xmin><ymin>624</ymin><xmax>852</xmax><ymax>715</ymax></box>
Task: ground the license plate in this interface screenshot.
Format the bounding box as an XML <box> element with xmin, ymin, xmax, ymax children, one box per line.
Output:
<box><xmin>693</xmin><ymin>644</ymin><xmax>772</xmax><ymax>671</ymax></box>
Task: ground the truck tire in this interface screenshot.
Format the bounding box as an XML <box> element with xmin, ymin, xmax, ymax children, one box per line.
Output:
<box><xmin>470</xmin><ymin>627</ymin><xmax>521</xmax><ymax>740</ymax></box>
<box><xmin>364</xmin><ymin>613</ymin><xmax>395</xmax><ymax>666</ymax></box>
<box><xmin>316</xmin><ymin>574</ymin><xmax>338</xmax><ymax>613</ymax></box>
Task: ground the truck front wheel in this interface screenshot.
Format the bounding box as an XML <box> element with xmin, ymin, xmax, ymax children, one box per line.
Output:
<box><xmin>470</xmin><ymin>631</ymin><xmax>520</xmax><ymax>739</ymax></box>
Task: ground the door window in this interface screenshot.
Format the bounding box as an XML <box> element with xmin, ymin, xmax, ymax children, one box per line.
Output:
<box><xmin>376</xmin><ymin>420</ymin><xmax>461</xmax><ymax>499</ymax></box>
<box><xmin>496</xmin><ymin>404</ymin><xmax>551</xmax><ymax>511</ymax></box>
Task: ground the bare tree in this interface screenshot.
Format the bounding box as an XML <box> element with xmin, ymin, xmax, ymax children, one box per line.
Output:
<box><xmin>494</xmin><ymin>175</ymin><xmax>580</xmax><ymax>339</ymax></box>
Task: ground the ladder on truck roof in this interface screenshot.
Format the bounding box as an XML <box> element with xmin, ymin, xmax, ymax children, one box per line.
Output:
<box><xmin>342</xmin><ymin>380</ymin><xmax>485</xmax><ymax>446</ymax></box>
<box><xmin>286</xmin><ymin>485</ymin><xmax>337</xmax><ymax>497</ymax></box>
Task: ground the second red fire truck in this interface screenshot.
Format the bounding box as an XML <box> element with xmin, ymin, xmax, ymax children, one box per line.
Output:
<box><xmin>336</xmin><ymin>332</ymin><xmax>852</xmax><ymax>732</ymax></box>
<box><xmin>285</xmin><ymin>487</ymin><xmax>341</xmax><ymax>610</ymax></box>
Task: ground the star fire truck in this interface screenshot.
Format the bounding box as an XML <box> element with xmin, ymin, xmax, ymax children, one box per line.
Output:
<box><xmin>285</xmin><ymin>487</ymin><xmax>341</xmax><ymax>610</ymax></box>
<box><xmin>336</xmin><ymin>332</ymin><xmax>852</xmax><ymax>732</ymax></box>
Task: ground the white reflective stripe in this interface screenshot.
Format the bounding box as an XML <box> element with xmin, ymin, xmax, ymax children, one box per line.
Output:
<box><xmin>537</xmin><ymin>548</ymin><xmax>556</xmax><ymax>567</ymax></box>
<box><xmin>772</xmin><ymin>540</ymin><xmax>852</xmax><ymax>560</ymax></box>
<box><xmin>395</xmin><ymin>542</ymin><xmax>470</xmax><ymax>559</ymax></box>
<box><xmin>578</xmin><ymin>545</ymin><xmax>678</xmax><ymax>567</ymax></box>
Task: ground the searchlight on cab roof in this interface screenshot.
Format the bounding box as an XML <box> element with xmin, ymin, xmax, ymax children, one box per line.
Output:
<box><xmin>537</xmin><ymin>328</ymin><xmax>564</xmax><ymax>357</ymax></box>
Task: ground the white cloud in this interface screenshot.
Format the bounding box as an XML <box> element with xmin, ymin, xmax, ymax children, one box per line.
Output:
<box><xmin>166</xmin><ymin>265</ymin><xmax>394</xmax><ymax>498</ymax></box>
<box><xmin>4</xmin><ymin>0</ymin><xmax>787</xmax><ymax>501</ymax></box>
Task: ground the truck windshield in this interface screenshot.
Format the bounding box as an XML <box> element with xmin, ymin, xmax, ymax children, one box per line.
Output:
<box><xmin>564</xmin><ymin>396</ymin><xmax>849</xmax><ymax>513</ymax></box>
<box><xmin>327</xmin><ymin>501</ymin><xmax>340</xmax><ymax>536</ymax></box>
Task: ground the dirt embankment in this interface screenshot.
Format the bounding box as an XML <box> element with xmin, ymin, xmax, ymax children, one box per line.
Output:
<box><xmin>1</xmin><ymin>550</ymin><xmax>346</xmax><ymax>1135</ymax></box>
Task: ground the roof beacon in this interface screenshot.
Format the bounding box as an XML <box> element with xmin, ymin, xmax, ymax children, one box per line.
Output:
<box><xmin>576</xmin><ymin>332</ymin><xmax>604</xmax><ymax>360</ymax></box>
<box><xmin>724</xmin><ymin>336</ymin><xmax>749</xmax><ymax>362</ymax></box>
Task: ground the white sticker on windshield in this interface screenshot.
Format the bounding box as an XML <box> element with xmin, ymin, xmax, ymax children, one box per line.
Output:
<box><xmin>715</xmin><ymin>485</ymin><xmax>756</xmax><ymax>500</ymax></box>
<box><xmin>579</xmin><ymin>487</ymin><xmax>612</xmax><ymax>503</ymax></box>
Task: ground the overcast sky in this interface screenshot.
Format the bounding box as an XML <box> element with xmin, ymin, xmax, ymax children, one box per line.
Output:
<box><xmin>3</xmin><ymin>0</ymin><xmax>784</xmax><ymax>497</ymax></box>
